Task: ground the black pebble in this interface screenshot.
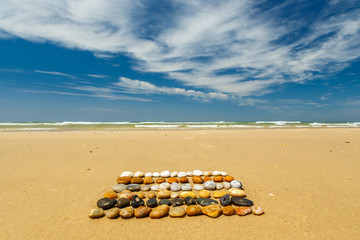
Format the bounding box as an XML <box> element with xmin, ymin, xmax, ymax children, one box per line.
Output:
<box><xmin>97</xmin><ymin>198</ymin><xmax>117</xmax><ymax>210</ymax></box>
<box><xmin>146</xmin><ymin>198</ymin><xmax>158</xmax><ymax>208</ymax></box>
<box><xmin>220</xmin><ymin>194</ymin><xmax>231</xmax><ymax>206</ymax></box>
<box><xmin>196</xmin><ymin>198</ymin><xmax>218</xmax><ymax>206</ymax></box>
<box><xmin>117</xmin><ymin>198</ymin><xmax>130</xmax><ymax>208</ymax></box>
<box><xmin>171</xmin><ymin>198</ymin><xmax>184</xmax><ymax>207</ymax></box>
<box><xmin>159</xmin><ymin>199</ymin><xmax>171</xmax><ymax>206</ymax></box>
<box><xmin>184</xmin><ymin>196</ymin><xmax>197</xmax><ymax>206</ymax></box>
<box><xmin>131</xmin><ymin>195</ymin><xmax>145</xmax><ymax>208</ymax></box>
<box><xmin>231</xmin><ymin>197</ymin><xmax>253</xmax><ymax>206</ymax></box>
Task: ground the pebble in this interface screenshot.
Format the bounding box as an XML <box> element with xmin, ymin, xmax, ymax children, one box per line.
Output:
<box><xmin>134</xmin><ymin>206</ymin><xmax>152</xmax><ymax>218</ymax></box>
<box><xmin>153</xmin><ymin>172</ymin><xmax>160</xmax><ymax>177</ymax></box>
<box><xmin>170</xmin><ymin>182</ymin><xmax>181</xmax><ymax>191</ymax></box>
<box><xmin>186</xmin><ymin>171</ymin><xmax>193</xmax><ymax>177</ymax></box>
<box><xmin>198</xmin><ymin>190</ymin><xmax>211</xmax><ymax>198</ymax></box>
<box><xmin>160</xmin><ymin>170</ymin><xmax>170</xmax><ymax>178</ymax></box>
<box><xmin>112</xmin><ymin>184</ymin><xmax>127</xmax><ymax>193</ymax></box>
<box><xmin>120</xmin><ymin>171</ymin><xmax>133</xmax><ymax>177</ymax></box>
<box><xmin>201</xmin><ymin>205</ymin><xmax>221</xmax><ymax>218</ymax></box>
<box><xmin>229</xmin><ymin>188</ymin><xmax>246</xmax><ymax>197</ymax></box>
<box><xmin>184</xmin><ymin>196</ymin><xmax>197</xmax><ymax>206</ymax></box>
<box><xmin>106</xmin><ymin>208</ymin><xmax>120</xmax><ymax>219</ymax></box>
<box><xmin>159</xmin><ymin>182</ymin><xmax>171</xmax><ymax>190</ymax></box>
<box><xmin>223</xmin><ymin>182</ymin><xmax>231</xmax><ymax>189</ymax></box>
<box><xmin>157</xmin><ymin>189</ymin><xmax>171</xmax><ymax>199</ymax></box>
<box><xmin>213</xmin><ymin>176</ymin><xmax>223</xmax><ymax>182</ymax></box>
<box><xmin>147</xmin><ymin>191</ymin><xmax>156</xmax><ymax>199</ymax></box>
<box><xmin>134</xmin><ymin>171</ymin><xmax>144</xmax><ymax>178</ymax></box>
<box><xmin>213</xmin><ymin>191</ymin><xmax>227</xmax><ymax>198</ymax></box>
<box><xmin>192</xmin><ymin>176</ymin><xmax>203</xmax><ymax>184</ymax></box>
<box><xmin>236</xmin><ymin>206</ymin><xmax>252</xmax><ymax>216</ymax></box>
<box><xmin>193</xmin><ymin>170</ymin><xmax>203</xmax><ymax>176</ymax></box>
<box><xmin>219</xmin><ymin>194</ymin><xmax>231</xmax><ymax>206</ymax></box>
<box><xmin>120</xmin><ymin>206</ymin><xmax>134</xmax><ymax>218</ymax></box>
<box><xmin>220</xmin><ymin>171</ymin><xmax>228</xmax><ymax>176</ymax></box>
<box><xmin>196</xmin><ymin>198</ymin><xmax>218</xmax><ymax>206</ymax></box>
<box><xmin>143</xmin><ymin>177</ymin><xmax>154</xmax><ymax>184</ymax></box>
<box><xmin>186</xmin><ymin>205</ymin><xmax>202</xmax><ymax>216</ymax></box>
<box><xmin>119</xmin><ymin>191</ymin><xmax>133</xmax><ymax>200</ymax></box>
<box><xmin>171</xmin><ymin>192</ymin><xmax>180</xmax><ymax>199</ymax></box>
<box><xmin>202</xmin><ymin>171</ymin><xmax>212</xmax><ymax>176</ymax></box>
<box><xmin>141</xmin><ymin>185</ymin><xmax>151</xmax><ymax>191</ymax></box>
<box><xmin>171</xmin><ymin>198</ymin><xmax>184</xmax><ymax>207</ymax></box>
<box><xmin>149</xmin><ymin>205</ymin><xmax>169</xmax><ymax>218</ymax></box>
<box><xmin>89</xmin><ymin>208</ymin><xmax>104</xmax><ymax>218</ymax></box>
<box><xmin>178</xmin><ymin>172</ymin><xmax>187</xmax><ymax>177</ymax></box>
<box><xmin>222</xmin><ymin>206</ymin><xmax>235</xmax><ymax>216</ymax></box>
<box><xmin>169</xmin><ymin>207</ymin><xmax>186</xmax><ymax>217</ymax></box>
<box><xmin>137</xmin><ymin>192</ymin><xmax>145</xmax><ymax>199</ymax></box>
<box><xmin>170</xmin><ymin>171</ymin><xmax>178</xmax><ymax>177</ymax></box>
<box><xmin>231</xmin><ymin>197</ymin><xmax>253</xmax><ymax>206</ymax></box>
<box><xmin>251</xmin><ymin>206</ymin><xmax>264</xmax><ymax>215</ymax></box>
<box><xmin>146</xmin><ymin>198</ymin><xmax>158</xmax><ymax>208</ymax></box>
<box><xmin>117</xmin><ymin>198</ymin><xmax>130</xmax><ymax>208</ymax></box>
<box><xmin>167</xmin><ymin>177</ymin><xmax>179</xmax><ymax>183</ymax></box>
<box><xmin>97</xmin><ymin>198</ymin><xmax>117</xmax><ymax>210</ymax></box>
<box><xmin>230</xmin><ymin>180</ymin><xmax>242</xmax><ymax>189</ymax></box>
<box><xmin>156</xmin><ymin>178</ymin><xmax>166</xmax><ymax>184</ymax></box>
<box><xmin>180</xmin><ymin>191</ymin><xmax>196</xmax><ymax>199</ymax></box>
<box><xmin>194</xmin><ymin>184</ymin><xmax>204</xmax><ymax>191</ymax></box>
<box><xmin>203</xmin><ymin>177</ymin><xmax>212</xmax><ymax>182</ymax></box>
<box><xmin>131</xmin><ymin>195</ymin><xmax>145</xmax><ymax>208</ymax></box>
<box><xmin>151</xmin><ymin>185</ymin><xmax>160</xmax><ymax>191</ymax></box>
<box><xmin>181</xmin><ymin>183</ymin><xmax>192</xmax><ymax>191</ymax></box>
<box><xmin>224</xmin><ymin>176</ymin><xmax>234</xmax><ymax>182</ymax></box>
<box><xmin>104</xmin><ymin>191</ymin><xmax>118</xmax><ymax>199</ymax></box>
<box><xmin>179</xmin><ymin>177</ymin><xmax>189</xmax><ymax>183</ymax></box>
<box><xmin>159</xmin><ymin>199</ymin><xmax>171</xmax><ymax>206</ymax></box>
<box><xmin>117</xmin><ymin>176</ymin><xmax>131</xmax><ymax>184</ymax></box>
<box><xmin>127</xmin><ymin>184</ymin><xmax>141</xmax><ymax>191</ymax></box>
<box><xmin>131</xmin><ymin>177</ymin><xmax>143</xmax><ymax>184</ymax></box>
<box><xmin>212</xmin><ymin>170</ymin><xmax>221</xmax><ymax>176</ymax></box>
<box><xmin>216</xmin><ymin>183</ymin><xmax>224</xmax><ymax>190</ymax></box>
<box><xmin>145</xmin><ymin>172</ymin><xmax>152</xmax><ymax>177</ymax></box>
<box><xmin>204</xmin><ymin>181</ymin><xmax>216</xmax><ymax>190</ymax></box>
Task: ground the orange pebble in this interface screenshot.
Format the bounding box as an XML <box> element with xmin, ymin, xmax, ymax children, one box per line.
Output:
<box><xmin>213</xmin><ymin>176</ymin><xmax>223</xmax><ymax>182</ymax></box>
<box><xmin>192</xmin><ymin>176</ymin><xmax>204</xmax><ymax>184</ymax></box>
<box><xmin>179</xmin><ymin>177</ymin><xmax>189</xmax><ymax>183</ymax></box>
<box><xmin>203</xmin><ymin>177</ymin><xmax>212</xmax><ymax>182</ymax></box>
<box><xmin>156</xmin><ymin>178</ymin><xmax>165</xmax><ymax>184</ymax></box>
<box><xmin>104</xmin><ymin>191</ymin><xmax>118</xmax><ymax>199</ymax></box>
<box><xmin>117</xmin><ymin>176</ymin><xmax>131</xmax><ymax>184</ymax></box>
<box><xmin>224</xmin><ymin>176</ymin><xmax>234</xmax><ymax>182</ymax></box>
<box><xmin>167</xmin><ymin>177</ymin><xmax>179</xmax><ymax>183</ymax></box>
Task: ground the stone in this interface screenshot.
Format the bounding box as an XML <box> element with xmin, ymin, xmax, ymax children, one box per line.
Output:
<box><xmin>119</xmin><ymin>191</ymin><xmax>133</xmax><ymax>200</ymax></box>
<box><xmin>127</xmin><ymin>184</ymin><xmax>141</xmax><ymax>191</ymax></box>
<box><xmin>134</xmin><ymin>206</ymin><xmax>152</xmax><ymax>218</ymax></box>
<box><xmin>159</xmin><ymin>182</ymin><xmax>171</xmax><ymax>190</ymax></box>
<box><xmin>224</xmin><ymin>176</ymin><xmax>234</xmax><ymax>182</ymax></box>
<box><xmin>186</xmin><ymin>171</ymin><xmax>193</xmax><ymax>177</ymax></box>
<box><xmin>220</xmin><ymin>194</ymin><xmax>231</xmax><ymax>206</ymax></box>
<box><xmin>170</xmin><ymin>171</ymin><xmax>178</xmax><ymax>177</ymax></box>
<box><xmin>169</xmin><ymin>207</ymin><xmax>186</xmax><ymax>217</ymax></box>
<box><xmin>213</xmin><ymin>176</ymin><xmax>223</xmax><ymax>182</ymax></box>
<box><xmin>134</xmin><ymin>171</ymin><xmax>144</xmax><ymax>178</ymax></box>
<box><xmin>179</xmin><ymin>177</ymin><xmax>189</xmax><ymax>183</ymax></box>
<box><xmin>181</xmin><ymin>183</ymin><xmax>192</xmax><ymax>191</ymax></box>
<box><xmin>171</xmin><ymin>192</ymin><xmax>180</xmax><ymax>199</ymax></box>
<box><xmin>131</xmin><ymin>195</ymin><xmax>145</xmax><ymax>208</ymax></box>
<box><xmin>204</xmin><ymin>181</ymin><xmax>216</xmax><ymax>190</ymax></box>
<box><xmin>157</xmin><ymin>189</ymin><xmax>171</xmax><ymax>199</ymax></box>
<box><xmin>216</xmin><ymin>183</ymin><xmax>224</xmax><ymax>190</ymax></box>
<box><xmin>229</xmin><ymin>188</ymin><xmax>246</xmax><ymax>197</ymax></box>
<box><xmin>222</xmin><ymin>206</ymin><xmax>235</xmax><ymax>216</ymax></box>
<box><xmin>231</xmin><ymin>197</ymin><xmax>253</xmax><ymax>206</ymax></box>
<box><xmin>201</xmin><ymin>205</ymin><xmax>221</xmax><ymax>218</ymax></box>
<box><xmin>184</xmin><ymin>196</ymin><xmax>197</xmax><ymax>206</ymax></box>
<box><xmin>112</xmin><ymin>184</ymin><xmax>127</xmax><ymax>193</ymax></box>
<box><xmin>180</xmin><ymin>191</ymin><xmax>197</xmax><ymax>199</ymax></box>
<box><xmin>167</xmin><ymin>177</ymin><xmax>179</xmax><ymax>183</ymax></box>
<box><xmin>120</xmin><ymin>171</ymin><xmax>133</xmax><ymax>177</ymax></box>
<box><xmin>236</xmin><ymin>206</ymin><xmax>252</xmax><ymax>216</ymax></box>
<box><xmin>198</xmin><ymin>190</ymin><xmax>211</xmax><ymax>198</ymax></box>
<box><xmin>202</xmin><ymin>171</ymin><xmax>212</xmax><ymax>176</ymax></box>
<box><xmin>194</xmin><ymin>184</ymin><xmax>204</xmax><ymax>191</ymax></box>
<box><xmin>97</xmin><ymin>198</ymin><xmax>117</xmax><ymax>210</ymax></box>
<box><xmin>192</xmin><ymin>176</ymin><xmax>203</xmax><ymax>184</ymax></box>
<box><xmin>223</xmin><ymin>182</ymin><xmax>231</xmax><ymax>190</ymax></box>
<box><xmin>213</xmin><ymin>191</ymin><xmax>227</xmax><ymax>198</ymax></box>
<box><xmin>186</xmin><ymin>205</ymin><xmax>202</xmax><ymax>216</ymax></box>
<box><xmin>117</xmin><ymin>176</ymin><xmax>131</xmax><ymax>184</ymax></box>
<box><xmin>117</xmin><ymin>198</ymin><xmax>130</xmax><ymax>208</ymax></box>
<box><xmin>152</xmin><ymin>172</ymin><xmax>160</xmax><ymax>177</ymax></box>
<box><xmin>196</xmin><ymin>198</ymin><xmax>218</xmax><ymax>206</ymax></box>
<box><xmin>106</xmin><ymin>208</ymin><xmax>120</xmax><ymax>219</ymax></box>
<box><xmin>251</xmin><ymin>206</ymin><xmax>264</xmax><ymax>215</ymax></box>
<box><xmin>147</xmin><ymin>192</ymin><xmax>156</xmax><ymax>199</ymax></box>
<box><xmin>203</xmin><ymin>177</ymin><xmax>212</xmax><ymax>182</ymax></box>
<box><xmin>120</xmin><ymin>206</ymin><xmax>134</xmax><ymax>218</ymax></box>
<box><xmin>137</xmin><ymin>192</ymin><xmax>145</xmax><ymax>199</ymax></box>
<box><xmin>171</xmin><ymin>198</ymin><xmax>184</xmax><ymax>207</ymax></box>
<box><xmin>151</xmin><ymin>185</ymin><xmax>160</xmax><ymax>191</ymax></box>
<box><xmin>212</xmin><ymin>170</ymin><xmax>221</xmax><ymax>176</ymax></box>
<box><xmin>159</xmin><ymin>199</ymin><xmax>171</xmax><ymax>206</ymax></box>
<box><xmin>141</xmin><ymin>185</ymin><xmax>151</xmax><ymax>191</ymax></box>
<box><xmin>145</xmin><ymin>172</ymin><xmax>152</xmax><ymax>177</ymax></box>
<box><xmin>156</xmin><ymin>178</ymin><xmax>166</xmax><ymax>184</ymax></box>
<box><xmin>89</xmin><ymin>208</ymin><xmax>104</xmax><ymax>219</ymax></box>
<box><xmin>160</xmin><ymin>170</ymin><xmax>170</xmax><ymax>178</ymax></box>
<box><xmin>131</xmin><ymin>177</ymin><xmax>143</xmax><ymax>184</ymax></box>
<box><xmin>170</xmin><ymin>182</ymin><xmax>181</xmax><ymax>192</ymax></box>
<box><xmin>146</xmin><ymin>198</ymin><xmax>158</xmax><ymax>208</ymax></box>
<box><xmin>104</xmin><ymin>191</ymin><xmax>118</xmax><ymax>199</ymax></box>
<box><xmin>193</xmin><ymin>170</ymin><xmax>203</xmax><ymax>176</ymax></box>
<box><xmin>221</xmin><ymin>171</ymin><xmax>228</xmax><ymax>176</ymax></box>
<box><xmin>230</xmin><ymin>180</ymin><xmax>242</xmax><ymax>189</ymax></box>
<box><xmin>143</xmin><ymin>177</ymin><xmax>154</xmax><ymax>184</ymax></box>
<box><xmin>178</xmin><ymin>172</ymin><xmax>187</xmax><ymax>177</ymax></box>
<box><xmin>149</xmin><ymin>205</ymin><xmax>169</xmax><ymax>219</ymax></box>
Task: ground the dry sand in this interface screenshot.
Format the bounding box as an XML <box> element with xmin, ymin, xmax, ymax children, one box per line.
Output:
<box><xmin>0</xmin><ymin>129</ymin><xmax>359</xmax><ymax>239</ymax></box>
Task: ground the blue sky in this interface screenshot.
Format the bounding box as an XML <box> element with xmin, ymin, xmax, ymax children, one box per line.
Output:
<box><xmin>0</xmin><ymin>0</ymin><xmax>360</xmax><ymax>121</ymax></box>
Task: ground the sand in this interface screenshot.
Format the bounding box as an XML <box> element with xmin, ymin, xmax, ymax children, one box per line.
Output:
<box><xmin>0</xmin><ymin>129</ymin><xmax>359</xmax><ymax>239</ymax></box>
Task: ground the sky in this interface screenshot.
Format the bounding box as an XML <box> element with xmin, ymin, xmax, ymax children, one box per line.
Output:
<box><xmin>0</xmin><ymin>0</ymin><xmax>360</xmax><ymax>122</ymax></box>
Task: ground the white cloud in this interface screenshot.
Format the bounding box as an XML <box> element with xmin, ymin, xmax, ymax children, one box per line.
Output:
<box><xmin>34</xmin><ymin>70</ymin><xmax>76</xmax><ymax>79</ymax></box>
<box><xmin>86</xmin><ymin>74</ymin><xmax>109</xmax><ymax>79</ymax></box>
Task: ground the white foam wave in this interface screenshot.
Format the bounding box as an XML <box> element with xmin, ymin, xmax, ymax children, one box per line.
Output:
<box><xmin>256</xmin><ymin>121</ymin><xmax>301</xmax><ymax>125</ymax></box>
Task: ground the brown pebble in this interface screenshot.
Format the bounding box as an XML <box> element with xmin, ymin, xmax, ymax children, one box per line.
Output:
<box><xmin>186</xmin><ymin>205</ymin><xmax>202</xmax><ymax>216</ymax></box>
<box><xmin>201</xmin><ymin>205</ymin><xmax>222</xmax><ymax>218</ymax></box>
<box><xmin>106</xmin><ymin>208</ymin><xmax>120</xmax><ymax>219</ymax></box>
<box><xmin>169</xmin><ymin>207</ymin><xmax>186</xmax><ymax>217</ymax></box>
<box><xmin>156</xmin><ymin>178</ymin><xmax>165</xmax><ymax>184</ymax></box>
<box><xmin>149</xmin><ymin>205</ymin><xmax>169</xmax><ymax>218</ymax></box>
<box><xmin>104</xmin><ymin>191</ymin><xmax>118</xmax><ymax>199</ymax></box>
<box><xmin>236</xmin><ymin>206</ymin><xmax>252</xmax><ymax>216</ymax></box>
<box><xmin>213</xmin><ymin>176</ymin><xmax>223</xmax><ymax>182</ymax></box>
<box><xmin>157</xmin><ymin>189</ymin><xmax>170</xmax><ymax>199</ymax></box>
<box><xmin>134</xmin><ymin>206</ymin><xmax>152</xmax><ymax>218</ymax></box>
<box><xmin>143</xmin><ymin>177</ymin><xmax>154</xmax><ymax>184</ymax></box>
<box><xmin>203</xmin><ymin>177</ymin><xmax>212</xmax><ymax>182</ymax></box>
<box><xmin>137</xmin><ymin>192</ymin><xmax>145</xmax><ymax>199</ymax></box>
<box><xmin>224</xmin><ymin>176</ymin><xmax>234</xmax><ymax>182</ymax></box>
<box><xmin>117</xmin><ymin>176</ymin><xmax>131</xmax><ymax>184</ymax></box>
<box><xmin>147</xmin><ymin>192</ymin><xmax>156</xmax><ymax>199</ymax></box>
<box><xmin>120</xmin><ymin>206</ymin><xmax>134</xmax><ymax>218</ymax></box>
<box><xmin>179</xmin><ymin>177</ymin><xmax>189</xmax><ymax>183</ymax></box>
<box><xmin>222</xmin><ymin>206</ymin><xmax>235</xmax><ymax>216</ymax></box>
<box><xmin>119</xmin><ymin>191</ymin><xmax>134</xmax><ymax>200</ymax></box>
<box><xmin>192</xmin><ymin>176</ymin><xmax>203</xmax><ymax>184</ymax></box>
<box><xmin>131</xmin><ymin>177</ymin><xmax>143</xmax><ymax>184</ymax></box>
<box><xmin>198</xmin><ymin>190</ymin><xmax>211</xmax><ymax>198</ymax></box>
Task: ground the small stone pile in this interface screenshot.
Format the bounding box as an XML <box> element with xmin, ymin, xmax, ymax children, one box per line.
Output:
<box><xmin>89</xmin><ymin>170</ymin><xmax>264</xmax><ymax>219</ymax></box>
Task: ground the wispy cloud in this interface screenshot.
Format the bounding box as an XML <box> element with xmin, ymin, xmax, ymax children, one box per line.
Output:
<box><xmin>86</xmin><ymin>74</ymin><xmax>110</xmax><ymax>79</ymax></box>
<box><xmin>34</xmin><ymin>70</ymin><xmax>76</xmax><ymax>79</ymax></box>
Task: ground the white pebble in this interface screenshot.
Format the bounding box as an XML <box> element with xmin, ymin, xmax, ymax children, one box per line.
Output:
<box><xmin>223</xmin><ymin>182</ymin><xmax>231</xmax><ymax>189</ymax></box>
<box><xmin>193</xmin><ymin>170</ymin><xmax>203</xmax><ymax>176</ymax></box>
<box><xmin>216</xmin><ymin>183</ymin><xmax>224</xmax><ymax>190</ymax></box>
<box><xmin>181</xmin><ymin>183</ymin><xmax>192</xmax><ymax>191</ymax></box>
<box><xmin>202</xmin><ymin>171</ymin><xmax>212</xmax><ymax>176</ymax></box>
<box><xmin>212</xmin><ymin>170</ymin><xmax>221</xmax><ymax>176</ymax></box>
<box><xmin>204</xmin><ymin>181</ymin><xmax>216</xmax><ymax>190</ymax></box>
<box><xmin>153</xmin><ymin>172</ymin><xmax>160</xmax><ymax>177</ymax></box>
<box><xmin>186</xmin><ymin>171</ymin><xmax>193</xmax><ymax>177</ymax></box>
<box><xmin>151</xmin><ymin>184</ymin><xmax>160</xmax><ymax>191</ymax></box>
<box><xmin>170</xmin><ymin>171</ymin><xmax>178</xmax><ymax>177</ymax></box>
<box><xmin>178</xmin><ymin>172</ymin><xmax>187</xmax><ymax>177</ymax></box>
<box><xmin>194</xmin><ymin>184</ymin><xmax>204</xmax><ymax>191</ymax></box>
<box><xmin>170</xmin><ymin>182</ymin><xmax>181</xmax><ymax>191</ymax></box>
<box><xmin>159</xmin><ymin>182</ymin><xmax>171</xmax><ymax>190</ymax></box>
<box><xmin>145</xmin><ymin>172</ymin><xmax>152</xmax><ymax>177</ymax></box>
<box><xmin>120</xmin><ymin>171</ymin><xmax>133</xmax><ymax>177</ymax></box>
<box><xmin>220</xmin><ymin>171</ymin><xmax>228</xmax><ymax>176</ymax></box>
<box><xmin>160</xmin><ymin>170</ymin><xmax>171</xmax><ymax>178</ymax></box>
<box><xmin>230</xmin><ymin>180</ymin><xmax>242</xmax><ymax>189</ymax></box>
<box><xmin>134</xmin><ymin>171</ymin><xmax>144</xmax><ymax>178</ymax></box>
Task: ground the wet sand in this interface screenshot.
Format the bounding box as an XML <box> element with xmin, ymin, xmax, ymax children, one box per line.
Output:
<box><xmin>0</xmin><ymin>129</ymin><xmax>359</xmax><ymax>239</ymax></box>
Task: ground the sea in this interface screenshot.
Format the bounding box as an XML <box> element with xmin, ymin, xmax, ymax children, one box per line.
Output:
<box><xmin>0</xmin><ymin>121</ymin><xmax>359</xmax><ymax>132</ymax></box>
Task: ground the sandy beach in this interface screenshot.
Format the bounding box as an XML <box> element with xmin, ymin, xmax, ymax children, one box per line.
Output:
<box><xmin>0</xmin><ymin>129</ymin><xmax>359</xmax><ymax>239</ymax></box>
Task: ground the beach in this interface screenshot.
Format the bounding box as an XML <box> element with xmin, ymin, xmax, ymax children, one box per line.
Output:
<box><xmin>0</xmin><ymin>128</ymin><xmax>359</xmax><ymax>239</ymax></box>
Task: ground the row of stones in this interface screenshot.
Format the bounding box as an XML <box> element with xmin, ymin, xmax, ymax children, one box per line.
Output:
<box><xmin>120</xmin><ymin>170</ymin><xmax>228</xmax><ymax>178</ymax></box>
